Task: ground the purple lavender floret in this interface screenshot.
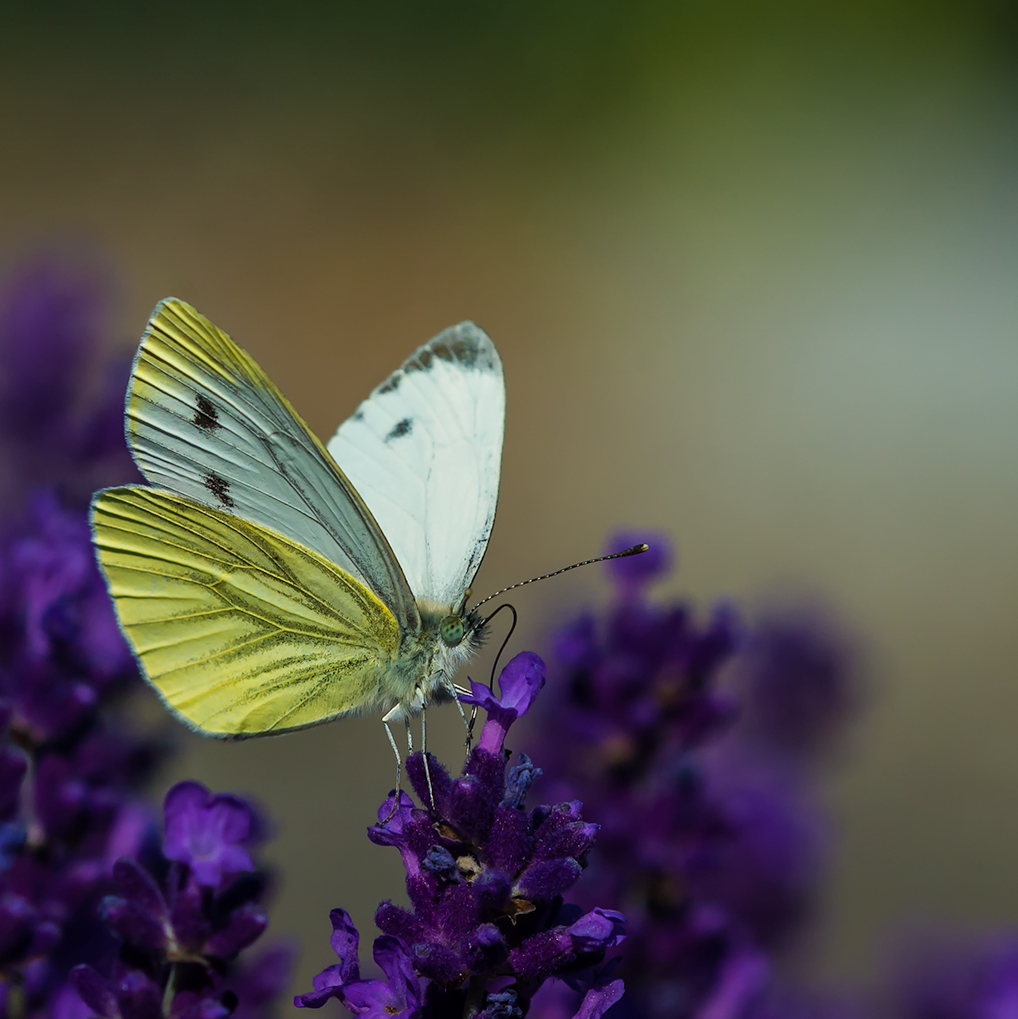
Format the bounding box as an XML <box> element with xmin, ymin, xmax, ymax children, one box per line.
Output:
<box><xmin>162</xmin><ymin>782</ymin><xmax>256</xmax><ymax>888</ymax></box>
<box><xmin>298</xmin><ymin>652</ymin><xmax>626</xmax><ymax>1019</ymax></box>
<box><xmin>70</xmin><ymin>780</ymin><xmax>289</xmax><ymax>1019</ymax></box>
<box><xmin>525</xmin><ymin>531</ymin><xmax>859</xmax><ymax>1019</ymax></box>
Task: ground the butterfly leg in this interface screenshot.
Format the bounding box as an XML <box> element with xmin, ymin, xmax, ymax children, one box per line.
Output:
<box><xmin>465</xmin><ymin>705</ymin><xmax>479</xmax><ymax>751</ymax></box>
<box><xmin>442</xmin><ymin>678</ymin><xmax>475</xmax><ymax>751</ymax></box>
<box><xmin>420</xmin><ymin>708</ymin><xmax>436</xmax><ymax>810</ymax></box>
<box><xmin>381</xmin><ymin>715</ymin><xmax>403</xmax><ymax>825</ymax></box>
<box><xmin>451</xmin><ymin>690</ymin><xmax>473</xmax><ymax>751</ymax></box>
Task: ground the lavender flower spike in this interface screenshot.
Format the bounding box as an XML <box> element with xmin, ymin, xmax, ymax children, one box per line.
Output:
<box><xmin>300</xmin><ymin>651</ymin><xmax>626</xmax><ymax>1019</ymax></box>
<box><xmin>72</xmin><ymin>780</ymin><xmax>284</xmax><ymax>1019</ymax></box>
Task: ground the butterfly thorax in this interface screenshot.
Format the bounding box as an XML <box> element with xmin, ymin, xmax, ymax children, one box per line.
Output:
<box><xmin>383</xmin><ymin>603</ymin><xmax>486</xmax><ymax>720</ymax></box>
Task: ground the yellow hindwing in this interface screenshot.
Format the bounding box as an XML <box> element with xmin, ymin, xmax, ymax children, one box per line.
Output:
<box><xmin>91</xmin><ymin>486</ymin><xmax>401</xmax><ymax>737</ymax></box>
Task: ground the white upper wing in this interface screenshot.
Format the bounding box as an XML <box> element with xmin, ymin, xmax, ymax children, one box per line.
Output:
<box><xmin>125</xmin><ymin>298</ymin><xmax>420</xmax><ymax>634</ymax></box>
<box><xmin>327</xmin><ymin>323</ymin><xmax>504</xmax><ymax>608</ymax></box>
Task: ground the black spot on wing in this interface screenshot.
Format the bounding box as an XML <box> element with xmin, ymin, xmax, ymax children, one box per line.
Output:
<box><xmin>377</xmin><ymin>373</ymin><xmax>401</xmax><ymax>394</ymax></box>
<box><xmin>193</xmin><ymin>394</ymin><xmax>220</xmax><ymax>432</ymax></box>
<box><xmin>385</xmin><ymin>418</ymin><xmax>413</xmax><ymax>442</ymax></box>
<box><xmin>350</xmin><ymin>408</ymin><xmax>365</xmax><ymax>422</ymax></box>
<box><xmin>204</xmin><ymin>473</ymin><xmax>234</xmax><ymax>508</ymax></box>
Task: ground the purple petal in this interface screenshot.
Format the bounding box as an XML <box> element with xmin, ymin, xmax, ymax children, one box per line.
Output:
<box><xmin>341</xmin><ymin>978</ymin><xmax>410</xmax><ymax>1018</ymax></box>
<box><xmin>573</xmin><ymin>978</ymin><xmax>625</xmax><ymax>1019</ymax></box>
<box><xmin>71</xmin><ymin>965</ymin><xmax>118</xmax><ymax>1018</ymax></box>
<box><xmin>204</xmin><ymin>903</ymin><xmax>267</xmax><ymax>957</ymax></box>
<box><xmin>112</xmin><ymin>858</ymin><xmax>168</xmax><ymax>919</ymax></box>
<box><xmin>458</xmin><ymin>680</ymin><xmax>501</xmax><ymax>714</ymax></box>
<box><xmin>696</xmin><ymin>947</ymin><xmax>770</xmax><ymax>1019</ymax></box>
<box><xmin>566</xmin><ymin>909</ymin><xmax>626</xmax><ymax>952</ymax></box>
<box><xmin>461</xmin><ymin>654</ymin><xmax>546</xmax><ymax>752</ymax></box>
<box><xmin>294</xmin><ymin>965</ymin><xmax>348</xmax><ymax>1009</ymax></box>
<box><xmin>100</xmin><ymin>894</ymin><xmax>167</xmax><ymax>954</ymax></box>
<box><xmin>328</xmin><ymin>908</ymin><xmax>362</xmax><ymax>983</ymax></box>
<box><xmin>113</xmin><ymin>968</ymin><xmax>163</xmax><ymax>1019</ymax></box>
<box><xmin>496</xmin><ymin>653</ymin><xmax>547</xmax><ymax>715</ymax></box>
<box><xmin>373</xmin><ymin>935</ymin><xmax>420</xmax><ymax>1004</ymax></box>
<box><xmin>162</xmin><ymin>781</ymin><xmax>254</xmax><ymax>887</ymax></box>
<box><xmin>51</xmin><ymin>981</ymin><xmax>95</xmax><ymax>1019</ymax></box>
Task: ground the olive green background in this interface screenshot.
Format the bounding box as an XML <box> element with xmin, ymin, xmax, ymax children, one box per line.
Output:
<box><xmin>3</xmin><ymin>1</ymin><xmax>1018</xmax><ymax>1001</ymax></box>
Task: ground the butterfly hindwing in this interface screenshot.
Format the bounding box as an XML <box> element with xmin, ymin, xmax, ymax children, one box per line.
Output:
<box><xmin>327</xmin><ymin>322</ymin><xmax>505</xmax><ymax>607</ymax></box>
<box><xmin>125</xmin><ymin>298</ymin><xmax>420</xmax><ymax>632</ymax></box>
<box><xmin>91</xmin><ymin>485</ymin><xmax>402</xmax><ymax>737</ymax></box>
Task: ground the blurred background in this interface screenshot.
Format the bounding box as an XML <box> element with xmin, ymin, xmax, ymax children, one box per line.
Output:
<box><xmin>3</xmin><ymin>0</ymin><xmax>1018</xmax><ymax>1003</ymax></box>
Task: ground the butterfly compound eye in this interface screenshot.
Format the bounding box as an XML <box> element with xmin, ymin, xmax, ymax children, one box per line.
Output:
<box><xmin>440</xmin><ymin>615</ymin><xmax>466</xmax><ymax>647</ymax></box>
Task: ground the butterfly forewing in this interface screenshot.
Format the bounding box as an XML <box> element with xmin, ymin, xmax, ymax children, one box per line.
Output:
<box><xmin>327</xmin><ymin>322</ymin><xmax>505</xmax><ymax>608</ymax></box>
<box><xmin>126</xmin><ymin>299</ymin><xmax>420</xmax><ymax>632</ymax></box>
<box><xmin>91</xmin><ymin>486</ymin><xmax>402</xmax><ymax>736</ymax></box>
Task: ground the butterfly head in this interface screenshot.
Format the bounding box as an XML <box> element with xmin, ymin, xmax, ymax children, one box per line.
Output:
<box><xmin>440</xmin><ymin>614</ymin><xmax>467</xmax><ymax>647</ymax></box>
<box><xmin>441</xmin><ymin>607</ymin><xmax>487</xmax><ymax>648</ymax></box>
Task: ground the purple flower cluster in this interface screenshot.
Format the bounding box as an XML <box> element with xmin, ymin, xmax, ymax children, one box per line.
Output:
<box><xmin>890</xmin><ymin>931</ymin><xmax>1018</xmax><ymax>1019</ymax></box>
<box><xmin>0</xmin><ymin>260</ymin><xmax>163</xmax><ymax>1017</ymax></box>
<box><xmin>298</xmin><ymin>653</ymin><xmax>626</xmax><ymax>1019</ymax></box>
<box><xmin>525</xmin><ymin>532</ymin><xmax>859</xmax><ymax>1019</ymax></box>
<box><xmin>0</xmin><ymin>257</ymin><xmax>290</xmax><ymax>1017</ymax></box>
<box><xmin>70</xmin><ymin>781</ymin><xmax>290</xmax><ymax>1019</ymax></box>
<box><xmin>0</xmin><ymin>258</ymin><xmax>137</xmax><ymax>510</ymax></box>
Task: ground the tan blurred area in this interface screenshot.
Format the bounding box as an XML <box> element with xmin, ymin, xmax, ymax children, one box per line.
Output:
<box><xmin>3</xmin><ymin>1</ymin><xmax>1018</xmax><ymax>998</ymax></box>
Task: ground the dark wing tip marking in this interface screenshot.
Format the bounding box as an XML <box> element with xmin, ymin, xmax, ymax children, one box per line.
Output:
<box><xmin>404</xmin><ymin>322</ymin><xmax>498</xmax><ymax>374</ymax></box>
<box><xmin>385</xmin><ymin>418</ymin><xmax>413</xmax><ymax>442</ymax></box>
<box><xmin>193</xmin><ymin>394</ymin><xmax>221</xmax><ymax>433</ymax></box>
<box><xmin>377</xmin><ymin>373</ymin><xmax>401</xmax><ymax>395</ymax></box>
<box><xmin>406</xmin><ymin>349</ymin><xmax>433</xmax><ymax>373</ymax></box>
<box><xmin>204</xmin><ymin>473</ymin><xmax>235</xmax><ymax>508</ymax></box>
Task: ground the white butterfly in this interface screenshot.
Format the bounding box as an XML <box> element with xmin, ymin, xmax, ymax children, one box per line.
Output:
<box><xmin>90</xmin><ymin>299</ymin><xmax>504</xmax><ymax>745</ymax></box>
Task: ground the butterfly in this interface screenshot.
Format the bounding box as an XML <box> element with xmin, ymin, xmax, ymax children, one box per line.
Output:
<box><xmin>90</xmin><ymin>299</ymin><xmax>504</xmax><ymax>741</ymax></box>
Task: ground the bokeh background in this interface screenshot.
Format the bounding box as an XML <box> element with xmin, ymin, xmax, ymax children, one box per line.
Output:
<box><xmin>3</xmin><ymin>0</ymin><xmax>1018</xmax><ymax>1001</ymax></box>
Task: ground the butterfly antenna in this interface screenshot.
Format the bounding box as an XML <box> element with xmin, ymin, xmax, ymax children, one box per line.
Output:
<box><xmin>462</xmin><ymin>602</ymin><xmax>518</xmax><ymax>748</ymax></box>
<box><xmin>470</xmin><ymin>543</ymin><xmax>650</xmax><ymax>613</ymax></box>
<box><xmin>481</xmin><ymin>602</ymin><xmax>518</xmax><ymax>690</ymax></box>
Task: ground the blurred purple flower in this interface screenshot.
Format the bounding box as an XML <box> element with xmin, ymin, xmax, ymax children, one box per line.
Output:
<box><xmin>0</xmin><ymin>257</ymin><xmax>137</xmax><ymax>508</ymax></box>
<box><xmin>525</xmin><ymin>532</ymin><xmax>860</xmax><ymax>1019</ymax></box>
<box><xmin>892</xmin><ymin>931</ymin><xmax>1018</xmax><ymax>1019</ymax></box>
<box><xmin>162</xmin><ymin>781</ymin><xmax>255</xmax><ymax>887</ymax></box>
<box><xmin>296</xmin><ymin>911</ymin><xmax>424</xmax><ymax>1017</ymax></box>
<box><xmin>299</xmin><ymin>654</ymin><xmax>626</xmax><ymax>1019</ymax></box>
<box><xmin>71</xmin><ymin>781</ymin><xmax>286</xmax><ymax>1019</ymax></box>
<box><xmin>0</xmin><ymin>257</ymin><xmax>290</xmax><ymax>1017</ymax></box>
<box><xmin>604</xmin><ymin>530</ymin><xmax>673</xmax><ymax>593</ymax></box>
<box><xmin>728</xmin><ymin>609</ymin><xmax>861</xmax><ymax>767</ymax></box>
